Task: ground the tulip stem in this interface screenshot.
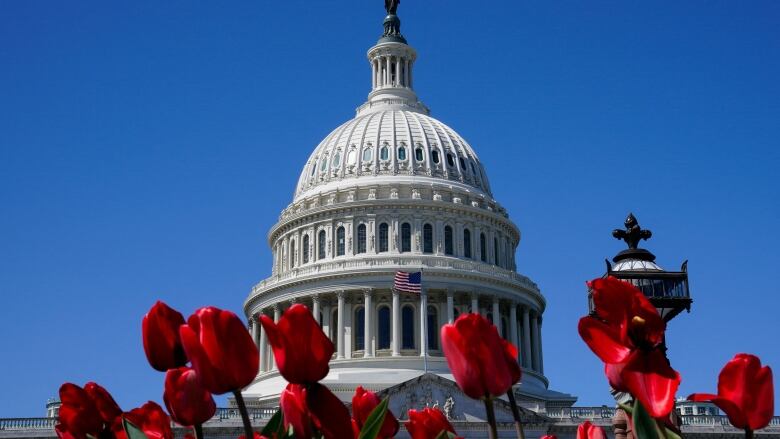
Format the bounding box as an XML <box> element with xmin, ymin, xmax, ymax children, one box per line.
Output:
<box><xmin>506</xmin><ymin>390</ymin><xmax>526</xmax><ymax>439</ymax></box>
<box><xmin>193</xmin><ymin>424</ymin><xmax>204</xmax><ymax>439</ymax></box>
<box><xmin>745</xmin><ymin>429</ymin><xmax>754</xmax><ymax>439</ymax></box>
<box><xmin>232</xmin><ymin>390</ymin><xmax>254</xmax><ymax>439</ymax></box>
<box><xmin>483</xmin><ymin>397</ymin><xmax>498</xmax><ymax>439</ymax></box>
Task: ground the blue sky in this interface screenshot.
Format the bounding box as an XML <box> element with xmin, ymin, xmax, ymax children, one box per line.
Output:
<box><xmin>1</xmin><ymin>0</ymin><xmax>778</xmax><ymax>417</ymax></box>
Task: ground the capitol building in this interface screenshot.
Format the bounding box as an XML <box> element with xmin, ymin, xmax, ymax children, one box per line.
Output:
<box><xmin>1</xmin><ymin>3</ymin><xmax>777</xmax><ymax>439</ymax></box>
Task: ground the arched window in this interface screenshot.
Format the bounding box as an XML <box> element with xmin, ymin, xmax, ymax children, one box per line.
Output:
<box><xmin>454</xmin><ymin>307</ymin><xmax>461</xmax><ymax>320</ymax></box>
<box><xmin>318</xmin><ymin>230</ymin><xmax>326</xmax><ymax>259</ymax></box>
<box><xmin>302</xmin><ymin>235</ymin><xmax>309</xmax><ymax>264</ymax></box>
<box><xmin>380</xmin><ymin>145</ymin><xmax>389</xmax><ymax>161</ymax></box>
<box><xmin>354</xmin><ymin>307</ymin><xmax>365</xmax><ymax>351</ymax></box>
<box><xmin>470</xmin><ymin>162</ymin><xmax>476</xmax><ymax>174</ymax></box>
<box><xmin>289</xmin><ymin>240</ymin><xmax>296</xmax><ymax>268</ymax></box>
<box><xmin>494</xmin><ymin>237</ymin><xmax>500</xmax><ymax>266</ymax></box>
<box><xmin>459</xmin><ymin>157</ymin><xmax>466</xmax><ymax>170</ymax></box>
<box><xmin>320</xmin><ymin>157</ymin><xmax>328</xmax><ymax>173</ymax></box>
<box><xmin>363</xmin><ymin>147</ymin><xmax>373</xmax><ymax>161</ymax></box>
<box><xmin>310</xmin><ymin>163</ymin><xmax>317</xmax><ymax>176</ymax></box>
<box><xmin>423</xmin><ymin>223</ymin><xmax>433</xmax><ymax>254</ymax></box>
<box><xmin>463</xmin><ymin>229</ymin><xmax>472</xmax><ymax>258</ymax></box>
<box><xmin>415</xmin><ymin>147</ymin><xmax>424</xmax><ymax>162</ymax></box>
<box><xmin>378</xmin><ymin>223</ymin><xmax>389</xmax><ymax>253</ymax></box>
<box><xmin>347</xmin><ymin>149</ymin><xmax>357</xmax><ymax>165</ymax></box>
<box><xmin>378</xmin><ymin>306</ymin><xmax>391</xmax><ymax>350</ymax></box>
<box><xmin>357</xmin><ymin>224</ymin><xmax>366</xmax><ymax>254</ymax></box>
<box><xmin>480</xmin><ymin>233</ymin><xmax>487</xmax><ymax>262</ymax></box>
<box><xmin>444</xmin><ymin>226</ymin><xmax>454</xmax><ymax>255</ymax></box>
<box><xmin>398</xmin><ymin>146</ymin><xmax>407</xmax><ymax>161</ymax></box>
<box><xmin>330</xmin><ymin>309</ymin><xmax>338</xmax><ymax>343</ymax></box>
<box><xmin>501</xmin><ymin>317</ymin><xmax>509</xmax><ymax>339</ymax></box>
<box><xmin>336</xmin><ymin>227</ymin><xmax>345</xmax><ymax>256</ymax></box>
<box><xmin>427</xmin><ymin>305</ymin><xmax>439</xmax><ymax>350</ymax></box>
<box><xmin>432</xmin><ymin>149</ymin><xmax>440</xmax><ymax>164</ymax></box>
<box><xmin>332</xmin><ymin>151</ymin><xmax>341</xmax><ymax>167</ymax></box>
<box><xmin>487</xmin><ymin>312</ymin><xmax>493</xmax><ymax>324</ymax></box>
<box><xmin>402</xmin><ymin>305</ymin><xmax>415</xmax><ymax>349</ymax></box>
<box><xmin>446</xmin><ymin>153</ymin><xmax>455</xmax><ymax>167</ymax></box>
<box><xmin>401</xmin><ymin>223</ymin><xmax>411</xmax><ymax>253</ymax></box>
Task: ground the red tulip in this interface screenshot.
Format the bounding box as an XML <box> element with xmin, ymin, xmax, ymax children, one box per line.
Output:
<box><xmin>577</xmin><ymin>421</ymin><xmax>607</xmax><ymax>439</ymax></box>
<box><xmin>578</xmin><ymin>277</ymin><xmax>680</xmax><ymax>418</ymax></box>
<box><xmin>260</xmin><ymin>304</ymin><xmax>334</xmax><ymax>384</ymax></box>
<box><xmin>688</xmin><ymin>353</ymin><xmax>774</xmax><ymax>431</ymax></box>
<box><xmin>351</xmin><ymin>386</ymin><xmax>399</xmax><ymax>439</ymax></box>
<box><xmin>56</xmin><ymin>383</ymin><xmax>106</xmax><ymax>439</ymax></box>
<box><xmin>501</xmin><ymin>339</ymin><xmax>522</xmax><ymax>385</ymax></box>
<box><xmin>83</xmin><ymin>382</ymin><xmax>122</xmax><ymax>425</ymax></box>
<box><xmin>163</xmin><ymin>367</ymin><xmax>216</xmax><ymax>426</ymax></box>
<box><xmin>238</xmin><ymin>433</ymin><xmax>271</xmax><ymax>439</ymax></box>
<box><xmin>541</xmin><ymin>435</ymin><xmax>558</xmax><ymax>439</ymax></box>
<box><xmin>280</xmin><ymin>383</ymin><xmax>352</xmax><ymax>439</ymax></box>
<box><xmin>118</xmin><ymin>402</ymin><xmax>173</xmax><ymax>439</ymax></box>
<box><xmin>142</xmin><ymin>301</ymin><xmax>188</xmax><ymax>372</ymax></box>
<box><xmin>179</xmin><ymin>306</ymin><xmax>259</xmax><ymax>394</ymax></box>
<box><xmin>441</xmin><ymin>313</ymin><xmax>519</xmax><ymax>399</ymax></box>
<box><xmin>405</xmin><ymin>407</ymin><xmax>461</xmax><ymax>439</ymax></box>
<box><xmin>351</xmin><ymin>419</ymin><xmax>361</xmax><ymax>439</ymax></box>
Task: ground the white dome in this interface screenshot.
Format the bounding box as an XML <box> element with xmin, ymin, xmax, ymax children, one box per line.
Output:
<box><xmin>294</xmin><ymin>110</ymin><xmax>493</xmax><ymax>202</ymax></box>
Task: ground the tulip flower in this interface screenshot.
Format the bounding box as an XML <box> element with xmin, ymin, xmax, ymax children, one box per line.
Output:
<box><xmin>142</xmin><ymin>301</ymin><xmax>188</xmax><ymax>372</ymax></box>
<box><xmin>578</xmin><ymin>277</ymin><xmax>680</xmax><ymax>418</ymax></box>
<box><xmin>280</xmin><ymin>383</ymin><xmax>352</xmax><ymax>439</ymax></box>
<box><xmin>351</xmin><ymin>386</ymin><xmax>399</xmax><ymax>439</ymax></box>
<box><xmin>56</xmin><ymin>383</ymin><xmax>107</xmax><ymax>439</ymax></box>
<box><xmin>688</xmin><ymin>353</ymin><xmax>774</xmax><ymax>434</ymax></box>
<box><xmin>405</xmin><ymin>407</ymin><xmax>462</xmax><ymax>439</ymax></box>
<box><xmin>118</xmin><ymin>402</ymin><xmax>173</xmax><ymax>439</ymax></box>
<box><xmin>83</xmin><ymin>382</ymin><xmax>122</xmax><ymax>425</ymax></box>
<box><xmin>260</xmin><ymin>304</ymin><xmax>334</xmax><ymax>384</ymax></box>
<box><xmin>577</xmin><ymin>421</ymin><xmax>606</xmax><ymax>439</ymax></box>
<box><xmin>163</xmin><ymin>367</ymin><xmax>217</xmax><ymax>426</ymax></box>
<box><xmin>541</xmin><ymin>435</ymin><xmax>558</xmax><ymax>439</ymax></box>
<box><xmin>440</xmin><ymin>313</ymin><xmax>519</xmax><ymax>400</ymax></box>
<box><xmin>179</xmin><ymin>306</ymin><xmax>259</xmax><ymax>395</ymax></box>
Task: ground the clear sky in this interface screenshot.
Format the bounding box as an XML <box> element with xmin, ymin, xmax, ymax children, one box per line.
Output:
<box><xmin>1</xmin><ymin>0</ymin><xmax>778</xmax><ymax>417</ymax></box>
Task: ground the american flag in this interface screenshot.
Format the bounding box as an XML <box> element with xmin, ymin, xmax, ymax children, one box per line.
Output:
<box><xmin>394</xmin><ymin>271</ymin><xmax>422</xmax><ymax>293</ymax></box>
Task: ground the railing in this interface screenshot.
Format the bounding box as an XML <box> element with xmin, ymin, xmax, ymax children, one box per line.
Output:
<box><xmin>0</xmin><ymin>418</ymin><xmax>56</xmax><ymax>430</ymax></box>
<box><xmin>251</xmin><ymin>256</ymin><xmax>540</xmax><ymax>296</ymax></box>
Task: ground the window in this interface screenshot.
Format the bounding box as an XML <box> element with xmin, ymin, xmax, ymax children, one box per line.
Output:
<box><xmin>463</xmin><ymin>229</ymin><xmax>472</xmax><ymax>258</ymax></box>
<box><xmin>289</xmin><ymin>240</ymin><xmax>296</xmax><ymax>268</ymax></box>
<box><xmin>401</xmin><ymin>222</ymin><xmax>411</xmax><ymax>253</ymax></box>
<box><xmin>336</xmin><ymin>227</ymin><xmax>345</xmax><ymax>256</ymax></box>
<box><xmin>378</xmin><ymin>306</ymin><xmax>391</xmax><ymax>349</ymax></box>
<box><xmin>402</xmin><ymin>305</ymin><xmax>415</xmax><ymax>349</ymax></box>
<box><xmin>347</xmin><ymin>149</ymin><xmax>357</xmax><ymax>165</ymax></box>
<box><xmin>363</xmin><ymin>147</ymin><xmax>373</xmax><ymax>161</ymax></box>
<box><xmin>330</xmin><ymin>309</ymin><xmax>338</xmax><ymax>343</ymax></box>
<box><xmin>697</xmin><ymin>407</ymin><xmax>707</xmax><ymax>415</ymax></box>
<box><xmin>415</xmin><ymin>147</ymin><xmax>424</xmax><ymax>162</ymax></box>
<box><xmin>431</xmin><ymin>149</ymin><xmax>440</xmax><ymax>164</ymax></box>
<box><xmin>423</xmin><ymin>224</ymin><xmax>433</xmax><ymax>254</ymax></box>
<box><xmin>354</xmin><ymin>307</ymin><xmax>365</xmax><ymax>351</ymax></box>
<box><xmin>684</xmin><ymin>407</ymin><xmax>693</xmax><ymax>415</ymax></box>
<box><xmin>444</xmin><ymin>226</ymin><xmax>453</xmax><ymax>255</ymax></box>
<box><xmin>470</xmin><ymin>162</ymin><xmax>476</xmax><ymax>174</ymax></box>
<box><xmin>318</xmin><ymin>230</ymin><xmax>326</xmax><ymax>259</ymax></box>
<box><xmin>501</xmin><ymin>317</ymin><xmax>508</xmax><ymax>339</ymax></box>
<box><xmin>494</xmin><ymin>237</ymin><xmax>500</xmax><ymax>266</ymax></box>
<box><xmin>480</xmin><ymin>233</ymin><xmax>487</xmax><ymax>262</ymax></box>
<box><xmin>446</xmin><ymin>153</ymin><xmax>455</xmax><ymax>167</ymax></box>
<box><xmin>380</xmin><ymin>145</ymin><xmax>389</xmax><ymax>160</ymax></box>
<box><xmin>310</xmin><ymin>163</ymin><xmax>317</xmax><ymax>176</ymax></box>
<box><xmin>398</xmin><ymin>146</ymin><xmax>407</xmax><ymax>161</ymax></box>
<box><xmin>427</xmin><ymin>305</ymin><xmax>438</xmax><ymax>350</ymax></box>
<box><xmin>320</xmin><ymin>157</ymin><xmax>328</xmax><ymax>173</ymax></box>
<box><xmin>459</xmin><ymin>157</ymin><xmax>466</xmax><ymax>170</ymax></box>
<box><xmin>302</xmin><ymin>235</ymin><xmax>309</xmax><ymax>264</ymax></box>
<box><xmin>357</xmin><ymin>224</ymin><xmax>366</xmax><ymax>254</ymax></box>
<box><xmin>332</xmin><ymin>151</ymin><xmax>341</xmax><ymax>167</ymax></box>
<box><xmin>454</xmin><ymin>307</ymin><xmax>461</xmax><ymax>320</ymax></box>
<box><xmin>378</xmin><ymin>223</ymin><xmax>389</xmax><ymax>252</ymax></box>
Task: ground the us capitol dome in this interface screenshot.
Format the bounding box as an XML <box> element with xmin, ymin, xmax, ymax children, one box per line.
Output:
<box><xmin>241</xmin><ymin>2</ymin><xmax>576</xmax><ymax>421</ymax></box>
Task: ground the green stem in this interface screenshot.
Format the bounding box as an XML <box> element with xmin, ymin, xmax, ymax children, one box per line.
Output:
<box><xmin>506</xmin><ymin>390</ymin><xmax>526</xmax><ymax>439</ymax></box>
<box><xmin>746</xmin><ymin>429</ymin><xmax>754</xmax><ymax>439</ymax></box>
<box><xmin>193</xmin><ymin>424</ymin><xmax>204</xmax><ymax>439</ymax></box>
<box><xmin>483</xmin><ymin>397</ymin><xmax>498</xmax><ymax>439</ymax></box>
<box><xmin>232</xmin><ymin>390</ymin><xmax>254</xmax><ymax>439</ymax></box>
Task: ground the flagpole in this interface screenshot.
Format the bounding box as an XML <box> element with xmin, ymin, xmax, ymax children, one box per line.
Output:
<box><xmin>421</xmin><ymin>268</ymin><xmax>428</xmax><ymax>374</ymax></box>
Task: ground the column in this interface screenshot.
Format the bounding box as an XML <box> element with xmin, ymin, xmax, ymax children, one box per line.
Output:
<box><xmin>509</xmin><ymin>302</ymin><xmax>519</xmax><ymax>361</ymax></box>
<box><xmin>372</xmin><ymin>59</ymin><xmax>377</xmax><ymax>89</ymax></box>
<box><xmin>419</xmin><ymin>289</ymin><xmax>428</xmax><ymax>357</ymax></box>
<box><xmin>364</xmin><ymin>289</ymin><xmax>374</xmax><ymax>358</ymax></box>
<box><xmin>395</xmin><ymin>57</ymin><xmax>401</xmax><ymax>86</ymax></box>
<box><xmin>471</xmin><ymin>293</ymin><xmax>479</xmax><ymax>315</ymax></box>
<box><xmin>404</xmin><ymin>59</ymin><xmax>410</xmax><ymax>87</ymax></box>
<box><xmin>250</xmin><ymin>316</ymin><xmax>258</xmax><ymax>347</ymax></box>
<box><xmin>538</xmin><ymin>316</ymin><xmax>545</xmax><ymax>374</ymax></box>
<box><xmin>337</xmin><ymin>291</ymin><xmax>345</xmax><ymax>359</ymax></box>
<box><xmin>271</xmin><ymin>305</ymin><xmax>281</xmax><ymax>370</ymax></box>
<box><xmin>259</xmin><ymin>313</ymin><xmax>268</xmax><ymax>372</ymax></box>
<box><xmin>392</xmin><ymin>289</ymin><xmax>401</xmax><ymax>356</ymax></box>
<box><xmin>385</xmin><ymin>56</ymin><xmax>391</xmax><ymax>86</ymax></box>
<box><xmin>312</xmin><ymin>294</ymin><xmax>321</xmax><ymax>325</ymax></box>
<box><xmin>531</xmin><ymin>312</ymin><xmax>541</xmax><ymax>372</ymax></box>
<box><xmin>492</xmin><ymin>297</ymin><xmax>501</xmax><ymax>334</ymax></box>
<box><xmin>446</xmin><ymin>289</ymin><xmax>454</xmax><ymax>324</ymax></box>
<box><xmin>322</xmin><ymin>303</ymin><xmax>332</xmax><ymax>341</ymax></box>
<box><xmin>522</xmin><ymin>306</ymin><xmax>532</xmax><ymax>369</ymax></box>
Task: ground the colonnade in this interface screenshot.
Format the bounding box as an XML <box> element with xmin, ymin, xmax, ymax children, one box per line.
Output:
<box><xmin>247</xmin><ymin>289</ymin><xmax>545</xmax><ymax>376</ymax></box>
<box><xmin>371</xmin><ymin>55</ymin><xmax>412</xmax><ymax>89</ymax></box>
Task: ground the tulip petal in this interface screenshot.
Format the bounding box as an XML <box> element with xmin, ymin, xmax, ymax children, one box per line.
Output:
<box><xmin>747</xmin><ymin>365</ymin><xmax>774</xmax><ymax>431</ymax></box>
<box><xmin>307</xmin><ymin>383</ymin><xmax>353</xmax><ymax>439</ymax></box>
<box><xmin>620</xmin><ymin>350</ymin><xmax>680</xmax><ymax>418</ymax></box>
<box><xmin>605</xmin><ymin>362</ymin><xmax>629</xmax><ymax>393</ymax></box>
<box><xmin>280</xmin><ymin>384</ymin><xmax>311</xmax><ymax>439</ymax></box>
<box><xmin>577</xmin><ymin>317</ymin><xmax>631</xmax><ymax>364</ymax></box>
<box><xmin>84</xmin><ymin>382</ymin><xmax>122</xmax><ymax>425</ymax></box>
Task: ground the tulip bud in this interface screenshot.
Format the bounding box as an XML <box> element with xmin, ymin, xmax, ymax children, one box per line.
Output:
<box><xmin>142</xmin><ymin>301</ymin><xmax>188</xmax><ymax>372</ymax></box>
<box><xmin>163</xmin><ymin>367</ymin><xmax>216</xmax><ymax>426</ymax></box>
